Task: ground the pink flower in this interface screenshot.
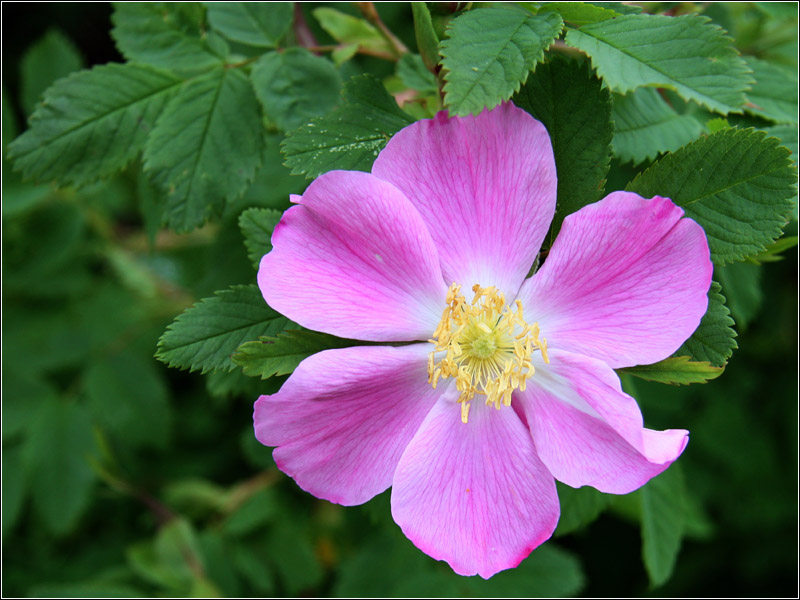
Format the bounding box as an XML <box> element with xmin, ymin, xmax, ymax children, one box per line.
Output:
<box><xmin>254</xmin><ymin>103</ymin><xmax>712</xmax><ymax>578</ymax></box>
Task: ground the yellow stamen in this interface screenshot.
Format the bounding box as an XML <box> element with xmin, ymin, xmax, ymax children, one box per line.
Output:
<box><xmin>427</xmin><ymin>282</ymin><xmax>548</xmax><ymax>424</ymax></box>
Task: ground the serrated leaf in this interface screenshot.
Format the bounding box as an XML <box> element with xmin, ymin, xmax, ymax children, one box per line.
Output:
<box><xmin>612</xmin><ymin>88</ymin><xmax>705</xmax><ymax>165</ymax></box>
<box><xmin>144</xmin><ymin>68</ymin><xmax>264</xmax><ymax>232</ymax></box>
<box><xmin>539</xmin><ymin>2</ymin><xmax>619</xmax><ymax>27</ymax></box>
<box><xmin>513</xmin><ymin>58</ymin><xmax>613</xmax><ymax>242</ymax></box>
<box><xmin>744</xmin><ymin>57</ymin><xmax>798</xmax><ymax>124</ymax></box>
<box><xmin>111</xmin><ymin>2</ymin><xmax>228</xmax><ymax>74</ymax></box>
<box><xmin>8</xmin><ymin>63</ymin><xmax>182</xmax><ymax>188</ymax></box>
<box><xmin>232</xmin><ymin>329</ymin><xmax>357</xmax><ymax>379</ymax></box>
<box><xmin>251</xmin><ymin>49</ymin><xmax>341</xmax><ymax>131</ymax></box>
<box><xmin>640</xmin><ymin>465</ymin><xmax>687</xmax><ymax>587</ymax></box>
<box><xmin>715</xmin><ymin>261</ymin><xmax>763</xmax><ymax>330</ymax></box>
<box><xmin>565</xmin><ymin>14</ymin><xmax>752</xmax><ymax>114</ymax></box>
<box><xmin>156</xmin><ymin>284</ymin><xmax>288</xmax><ymax>374</ymax></box>
<box><xmin>411</xmin><ymin>2</ymin><xmax>440</xmax><ymax>72</ymax></box>
<box><xmin>554</xmin><ymin>483</ymin><xmax>610</xmax><ymax>536</ymax></box>
<box><xmin>675</xmin><ymin>282</ymin><xmax>737</xmax><ymax>367</ymax></box>
<box><xmin>282</xmin><ymin>74</ymin><xmax>414</xmax><ymax>179</ymax></box>
<box><xmin>238</xmin><ymin>207</ymin><xmax>281</xmax><ymax>268</ymax></box>
<box><xmin>620</xmin><ymin>356</ymin><xmax>724</xmax><ymax>385</ymax></box>
<box><xmin>312</xmin><ymin>6</ymin><xmax>392</xmax><ymax>56</ymax></box>
<box><xmin>85</xmin><ymin>350</ymin><xmax>172</xmax><ymax>450</ymax></box>
<box><xmin>627</xmin><ymin>127</ymin><xmax>797</xmax><ymax>264</ymax></box>
<box><xmin>207</xmin><ymin>2</ymin><xmax>292</xmax><ymax>48</ymax></box>
<box><xmin>23</xmin><ymin>399</ymin><xmax>96</xmax><ymax>536</ymax></box>
<box><xmin>441</xmin><ymin>8</ymin><xmax>563</xmax><ymax>116</ymax></box>
<box><xmin>20</xmin><ymin>28</ymin><xmax>83</xmax><ymax>115</ymax></box>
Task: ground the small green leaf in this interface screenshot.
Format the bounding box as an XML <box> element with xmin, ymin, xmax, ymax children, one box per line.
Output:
<box><xmin>312</xmin><ymin>7</ymin><xmax>392</xmax><ymax>57</ymax></box>
<box><xmin>640</xmin><ymin>465</ymin><xmax>687</xmax><ymax>587</ymax></box>
<box><xmin>397</xmin><ymin>53</ymin><xmax>438</xmax><ymax>94</ymax></box>
<box><xmin>238</xmin><ymin>207</ymin><xmax>282</xmax><ymax>269</ymax></box>
<box><xmin>627</xmin><ymin>127</ymin><xmax>797</xmax><ymax>265</ymax></box>
<box><xmin>251</xmin><ymin>49</ymin><xmax>341</xmax><ymax>131</ymax></box>
<box><xmin>441</xmin><ymin>8</ymin><xmax>563</xmax><ymax>116</ymax></box>
<box><xmin>750</xmin><ymin>235</ymin><xmax>798</xmax><ymax>263</ymax></box>
<box><xmin>144</xmin><ymin>68</ymin><xmax>264</xmax><ymax>232</ymax></box>
<box><xmin>675</xmin><ymin>282</ymin><xmax>737</xmax><ymax>367</ymax></box>
<box><xmin>84</xmin><ymin>350</ymin><xmax>172</xmax><ymax>450</ymax></box>
<box><xmin>282</xmin><ymin>74</ymin><xmax>414</xmax><ymax>179</ymax></box>
<box><xmin>565</xmin><ymin>14</ymin><xmax>752</xmax><ymax>114</ymax></box>
<box><xmin>412</xmin><ymin>1</ymin><xmax>440</xmax><ymax>72</ymax></box>
<box><xmin>539</xmin><ymin>2</ymin><xmax>620</xmax><ymax>27</ymax></box>
<box><xmin>612</xmin><ymin>88</ymin><xmax>704</xmax><ymax>165</ymax></box>
<box><xmin>744</xmin><ymin>56</ymin><xmax>798</xmax><ymax>124</ymax></box>
<box><xmin>23</xmin><ymin>399</ymin><xmax>96</xmax><ymax>536</ymax></box>
<box><xmin>619</xmin><ymin>356</ymin><xmax>724</xmax><ymax>385</ymax></box>
<box><xmin>513</xmin><ymin>58</ymin><xmax>613</xmax><ymax>242</ymax></box>
<box><xmin>207</xmin><ymin>2</ymin><xmax>292</xmax><ymax>48</ymax></box>
<box><xmin>554</xmin><ymin>483</ymin><xmax>610</xmax><ymax>536</ymax></box>
<box><xmin>20</xmin><ymin>28</ymin><xmax>83</xmax><ymax>115</ymax></box>
<box><xmin>111</xmin><ymin>2</ymin><xmax>228</xmax><ymax>74</ymax></box>
<box><xmin>9</xmin><ymin>63</ymin><xmax>182</xmax><ymax>188</ymax></box>
<box><xmin>156</xmin><ymin>284</ymin><xmax>288</xmax><ymax>374</ymax></box>
<box><xmin>233</xmin><ymin>329</ymin><xmax>357</xmax><ymax>379</ymax></box>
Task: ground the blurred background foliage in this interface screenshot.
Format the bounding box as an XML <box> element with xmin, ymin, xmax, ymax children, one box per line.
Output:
<box><xmin>2</xmin><ymin>2</ymin><xmax>797</xmax><ymax>597</ymax></box>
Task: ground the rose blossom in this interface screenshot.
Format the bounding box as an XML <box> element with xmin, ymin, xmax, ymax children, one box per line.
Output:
<box><xmin>253</xmin><ymin>102</ymin><xmax>712</xmax><ymax>578</ymax></box>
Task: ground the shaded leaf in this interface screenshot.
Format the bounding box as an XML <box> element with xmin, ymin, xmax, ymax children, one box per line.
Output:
<box><xmin>144</xmin><ymin>68</ymin><xmax>264</xmax><ymax>232</ymax></box>
<box><xmin>441</xmin><ymin>8</ymin><xmax>563</xmax><ymax>116</ymax></box>
<box><xmin>612</xmin><ymin>87</ymin><xmax>704</xmax><ymax>165</ymax></box>
<box><xmin>744</xmin><ymin>57</ymin><xmax>798</xmax><ymax>124</ymax></box>
<box><xmin>9</xmin><ymin>63</ymin><xmax>182</xmax><ymax>187</ymax></box>
<box><xmin>20</xmin><ymin>28</ymin><xmax>83</xmax><ymax>115</ymax></box>
<box><xmin>539</xmin><ymin>2</ymin><xmax>620</xmax><ymax>27</ymax></box>
<box><xmin>641</xmin><ymin>465</ymin><xmax>687</xmax><ymax>587</ymax></box>
<box><xmin>2</xmin><ymin>444</ymin><xmax>27</xmax><ymax>538</ymax></box>
<box><xmin>715</xmin><ymin>261</ymin><xmax>763</xmax><ymax>330</ymax></box>
<box><xmin>207</xmin><ymin>2</ymin><xmax>292</xmax><ymax>48</ymax></box>
<box><xmin>156</xmin><ymin>284</ymin><xmax>288</xmax><ymax>374</ymax></box>
<box><xmin>554</xmin><ymin>483</ymin><xmax>610</xmax><ymax>536</ymax></box>
<box><xmin>513</xmin><ymin>58</ymin><xmax>613</xmax><ymax>242</ymax></box>
<box><xmin>238</xmin><ymin>207</ymin><xmax>282</xmax><ymax>269</ymax></box>
<box><xmin>397</xmin><ymin>53</ymin><xmax>438</xmax><ymax>94</ymax></box>
<box><xmin>411</xmin><ymin>2</ymin><xmax>440</xmax><ymax>72</ymax></box>
<box><xmin>251</xmin><ymin>49</ymin><xmax>341</xmax><ymax>131</ymax></box>
<box><xmin>282</xmin><ymin>74</ymin><xmax>414</xmax><ymax>178</ymax></box>
<box><xmin>627</xmin><ymin>127</ymin><xmax>797</xmax><ymax>265</ymax></box>
<box><xmin>565</xmin><ymin>14</ymin><xmax>752</xmax><ymax>114</ymax></box>
<box><xmin>620</xmin><ymin>356</ymin><xmax>724</xmax><ymax>385</ymax></box>
<box><xmin>675</xmin><ymin>282</ymin><xmax>737</xmax><ymax>367</ymax></box>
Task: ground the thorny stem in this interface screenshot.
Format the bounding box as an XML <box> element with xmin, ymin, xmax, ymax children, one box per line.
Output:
<box><xmin>357</xmin><ymin>2</ymin><xmax>409</xmax><ymax>57</ymax></box>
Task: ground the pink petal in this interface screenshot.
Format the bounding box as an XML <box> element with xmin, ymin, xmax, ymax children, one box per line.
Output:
<box><xmin>518</xmin><ymin>349</ymin><xmax>688</xmax><ymax>494</ymax></box>
<box><xmin>516</xmin><ymin>192</ymin><xmax>712</xmax><ymax>368</ymax></box>
<box><xmin>372</xmin><ymin>102</ymin><xmax>557</xmax><ymax>298</ymax></box>
<box><xmin>391</xmin><ymin>395</ymin><xmax>559</xmax><ymax>579</ymax></box>
<box><xmin>258</xmin><ymin>170</ymin><xmax>449</xmax><ymax>342</ymax></box>
<box><xmin>254</xmin><ymin>344</ymin><xmax>442</xmax><ymax>506</ymax></box>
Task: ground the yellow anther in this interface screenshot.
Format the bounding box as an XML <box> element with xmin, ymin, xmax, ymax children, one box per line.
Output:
<box><xmin>427</xmin><ymin>282</ymin><xmax>548</xmax><ymax>424</ymax></box>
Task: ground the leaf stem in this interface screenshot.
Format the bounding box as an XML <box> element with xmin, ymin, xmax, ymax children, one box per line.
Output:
<box><xmin>357</xmin><ymin>2</ymin><xmax>409</xmax><ymax>57</ymax></box>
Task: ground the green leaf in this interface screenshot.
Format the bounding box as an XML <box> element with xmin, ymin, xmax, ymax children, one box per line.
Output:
<box><xmin>222</xmin><ymin>488</ymin><xmax>279</xmax><ymax>537</ymax></box>
<box><xmin>266</xmin><ymin>522</ymin><xmax>324</xmax><ymax>595</ymax></box>
<box><xmin>715</xmin><ymin>261</ymin><xmax>763</xmax><ymax>330</ymax></box>
<box><xmin>2</xmin><ymin>444</ymin><xmax>27</xmax><ymax>538</ymax></box>
<box><xmin>744</xmin><ymin>57</ymin><xmax>798</xmax><ymax>124</ymax></box>
<box><xmin>84</xmin><ymin>350</ymin><xmax>172</xmax><ymax>451</ymax></box>
<box><xmin>441</xmin><ymin>8</ymin><xmax>563</xmax><ymax>116</ymax></box>
<box><xmin>565</xmin><ymin>14</ymin><xmax>752</xmax><ymax>114</ymax></box>
<box><xmin>513</xmin><ymin>58</ymin><xmax>613</xmax><ymax>242</ymax></box>
<box><xmin>675</xmin><ymin>282</ymin><xmax>737</xmax><ymax>367</ymax></box>
<box><xmin>539</xmin><ymin>2</ymin><xmax>620</xmax><ymax>27</ymax></box>
<box><xmin>232</xmin><ymin>541</ymin><xmax>276</xmax><ymax>594</ymax></box>
<box><xmin>251</xmin><ymin>49</ymin><xmax>341</xmax><ymax>131</ymax></box>
<box><xmin>619</xmin><ymin>356</ymin><xmax>725</xmax><ymax>385</ymax></box>
<box><xmin>611</xmin><ymin>88</ymin><xmax>705</xmax><ymax>165</ymax></box>
<box><xmin>8</xmin><ymin>63</ymin><xmax>182</xmax><ymax>188</ymax></box>
<box><xmin>1</xmin><ymin>370</ymin><xmax>57</xmax><ymax>442</ymax></box>
<box><xmin>111</xmin><ymin>2</ymin><xmax>228</xmax><ymax>74</ymax></box>
<box><xmin>282</xmin><ymin>74</ymin><xmax>414</xmax><ymax>179</ymax></box>
<box><xmin>397</xmin><ymin>53</ymin><xmax>438</xmax><ymax>95</ymax></box>
<box><xmin>23</xmin><ymin>399</ymin><xmax>96</xmax><ymax>536</ymax></box>
<box><xmin>750</xmin><ymin>234</ymin><xmax>798</xmax><ymax>263</ymax></box>
<box><xmin>554</xmin><ymin>483</ymin><xmax>610</xmax><ymax>536</ymax></box>
<box><xmin>156</xmin><ymin>285</ymin><xmax>287</xmax><ymax>374</ymax></box>
<box><xmin>143</xmin><ymin>68</ymin><xmax>264</xmax><ymax>232</ymax></box>
<box><xmin>238</xmin><ymin>207</ymin><xmax>281</xmax><ymax>268</ymax></box>
<box><xmin>207</xmin><ymin>2</ymin><xmax>292</xmax><ymax>48</ymax></box>
<box><xmin>232</xmin><ymin>329</ymin><xmax>357</xmax><ymax>379</ymax></box>
<box><xmin>20</xmin><ymin>28</ymin><xmax>83</xmax><ymax>115</ymax></box>
<box><xmin>640</xmin><ymin>465</ymin><xmax>687</xmax><ymax>587</ymax></box>
<box><xmin>411</xmin><ymin>1</ymin><xmax>440</xmax><ymax>72</ymax></box>
<box><xmin>627</xmin><ymin>127</ymin><xmax>797</xmax><ymax>265</ymax></box>
<box><xmin>312</xmin><ymin>7</ymin><xmax>392</xmax><ymax>56</ymax></box>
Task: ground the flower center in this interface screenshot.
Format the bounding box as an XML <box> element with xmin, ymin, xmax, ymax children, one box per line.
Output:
<box><xmin>427</xmin><ymin>283</ymin><xmax>548</xmax><ymax>424</ymax></box>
